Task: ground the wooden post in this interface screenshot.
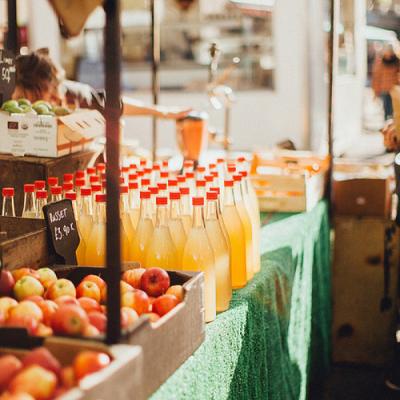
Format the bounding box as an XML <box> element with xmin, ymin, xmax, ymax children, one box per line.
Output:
<box><xmin>151</xmin><ymin>0</ymin><xmax>160</xmax><ymax>162</ymax></box>
<box><xmin>6</xmin><ymin>0</ymin><xmax>18</xmax><ymax>54</ymax></box>
<box><xmin>104</xmin><ymin>0</ymin><xmax>121</xmax><ymax>345</ymax></box>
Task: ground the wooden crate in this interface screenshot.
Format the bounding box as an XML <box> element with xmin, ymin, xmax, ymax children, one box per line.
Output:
<box><xmin>0</xmin><ymin>151</ymin><xmax>96</xmax><ymax>215</ymax></box>
<box><xmin>332</xmin><ymin>217</ymin><xmax>399</xmax><ymax>366</ymax></box>
<box><xmin>0</xmin><ymin>337</ymin><xmax>142</xmax><ymax>400</ymax></box>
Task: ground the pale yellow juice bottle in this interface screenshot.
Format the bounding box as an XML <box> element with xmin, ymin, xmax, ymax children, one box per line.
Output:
<box><xmin>128</xmin><ymin>181</ymin><xmax>140</xmax><ymax>229</ymax></box>
<box><xmin>233</xmin><ymin>174</ymin><xmax>254</xmax><ymax>281</ymax></box>
<box><xmin>205</xmin><ymin>191</ymin><xmax>231</xmax><ymax>312</ymax></box>
<box><xmin>183</xmin><ymin>197</ymin><xmax>216</xmax><ymax>322</ymax></box>
<box><xmin>120</xmin><ymin>185</ymin><xmax>135</xmax><ymax>262</ymax></box>
<box><xmin>179</xmin><ymin>187</ymin><xmax>192</xmax><ymax>235</ymax></box>
<box><xmin>132</xmin><ymin>191</ymin><xmax>154</xmax><ymax>268</ymax></box>
<box><xmin>168</xmin><ymin>192</ymin><xmax>187</xmax><ymax>269</ymax></box>
<box><xmin>146</xmin><ymin>197</ymin><xmax>178</xmax><ymax>270</ymax></box>
<box><xmin>85</xmin><ymin>193</ymin><xmax>106</xmax><ymax>266</ymax></box>
<box><xmin>222</xmin><ymin>180</ymin><xmax>247</xmax><ymax>289</ymax></box>
<box><xmin>76</xmin><ymin>187</ymin><xmax>93</xmax><ymax>265</ymax></box>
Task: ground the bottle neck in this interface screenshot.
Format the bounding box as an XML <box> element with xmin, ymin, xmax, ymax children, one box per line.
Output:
<box><xmin>120</xmin><ymin>193</ymin><xmax>130</xmax><ymax>213</ymax></box>
<box><xmin>206</xmin><ymin>200</ymin><xmax>218</xmax><ymax>221</ymax></box>
<box><xmin>50</xmin><ymin>194</ymin><xmax>62</xmax><ymax>203</ymax></box>
<box><xmin>224</xmin><ymin>187</ymin><xmax>235</xmax><ymax>207</ymax></box>
<box><xmin>129</xmin><ymin>189</ymin><xmax>140</xmax><ymax>209</ymax></box>
<box><xmin>181</xmin><ymin>194</ymin><xmax>191</xmax><ymax>215</ymax></box>
<box><xmin>233</xmin><ymin>181</ymin><xmax>243</xmax><ymax>203</ymax></box>
<box><xmin>170</xmin><ymin>199</ymin><xmax>182</xmax><ymax>219</ymax></box>
<box><xmin>139</xmin><ymin>198</ymin><xmax>153</xmax><ymax>220</ymax></box>
<box><xmin>156</xmin><ymin>204</ymin><xmax>169</xmax><ymax>227</ymax></box>
<box><xmin>96</xmin><ymin>203</ymin><xmax>106</xmax><ymax>223</ymax></box>
<box><xmin>80</xmin><ymin>196</ymin><xmax>93</xmax><ymax>217</ymax></box>
<box><xmin>2</xmin><ymin>196</ymin><xmax>15</xmax><ymax>217</ymax></box>
<box><xmin>36</xmin><ymin>198</ymin><xmax>47</xmax><ymax>218</ymax></box>
<box><xmin>23</xmin><ymin>192</ymin><xmax>36</xmax><ymax>215</ymax></box>
<box><xmin>192</xmin><ymin>205</ymin><xmax>205</xmax><ymax>228</ymax></box>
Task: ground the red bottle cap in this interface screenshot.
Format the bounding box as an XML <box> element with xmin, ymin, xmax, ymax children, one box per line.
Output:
<box><xmin>157</xmin><ymin>183</ymin><xmax>167</xmax><ymax>190</ymax></box>
<box><xmin>140</xmin><ymin>159</ymin><xmax>147</xmax><ymax>167</ymax></box>
<box><xmin>179</xmin><ymin>187</ymin><xmax>190</xmax><ymax>195</ymax></box>
<box><xmin>2</xmin><ymin>187</ymin><xmax>14</xmax><ymax>197</ymax></box>
<box><xmin>177</xmin><ymin>175</ymin><xmax>186</xmax><ymax>183</ymax></box>
<box><xmin>210</xmin><ymin>187</ymin><xmax>220</xmax><ymax>194</ymax></box>
<box><xmin>160</xmin><ymin>171</ymin><xmax>169</xmax><ymax>179</ymax></box>
<box><xmin>153</xmin><ymin>163</ymin><xmax>160</xmax><ymax>171</ymax></box>
<box><xmin>34</xmin><ymin>180</ymin><xmax>46</xmax><ymax>190</ymax></box>
<box><xmin>24</xmin><ymin>184</ymin><xmax>35</xmax><ymax>193</ymax></box>
<box><xmin>96</xmin><ymin>193</ymin><xmax>107</xmax><ymax>203</ymax></box>
<box><xmin>121</xmin><ymin>166</ymin><xmax>129</xmax><ymax>173</ymax></box>
<box><xmin>204</xmin><ymin>175</ymin><xmax>214</xmax><ymax>182</ymax></box>
<box><xmin>47</xmin><ymin>177</ymin><xmax>58</xmax><ymax>187</ymax></box>
<box><xmin>192</xmin><ymin>197</ymin><xmax>204</xmax><ymax>206</ymax></box>
<box><xmin>197</xmin><ymin>166</ymin><xmax>206</xmax><ymax>173</ymax></box>
<box><xmin>162</xmin><ymin>160</ymin><xmax>169</xmax><ymax>168</ymax></box>
<box><xmin>65</xmin><ymin>191</ymin><xmax>77</xmax><ymax>201</ymax></box>
<box><xmin>75</xmin><ymin>170</ymin><xmax>85</xmax><ymax>179</ymax></box>
<box><xmin>81</xmin><ymin>187</ymin><xmax>92</xmax><ymax>196</ymax></box>
<box><xmin>168</xmin><ymin>179</ymin><xmax>178</xmax><ymax>187</ymax></box>
<box><xmin>156</xmin><ymin>196</ymin><xmax>168</xmax><ymax>205</ymax></box>
<box><xmin>96</xmin><ymin>163</ymin><xmax>106</xmax><ymax>172</ymax></box>
<box><xmin>207</xmin><ymin>192</ymin><xmax>218</xmax><ymax>200</ymax></box>
<box><xmin>87</xmin><ymin>167</ymin><xmax>96</xmax><ymax>175</ymax></box>
<box><xmin>240</xmin><ymin>171</ymin><xmax>248</xmax><ymax>177</ymax></box>
<box><xmin>36</xmin><ymin>190</ymin><xmax>47</xmax><ymax>199</ymax></box>
<box><xmin>129</xmin><ymin>173</ymin><xmax>138</xmax><ymax>181</ymax></box>
<box><xmin>91</xmin><ymin>184</ymin><xmax>102</xmax><ymax>193</ymax></box>
<box><xmin>129</xmin><ymin>181</ymin><xmax>138</xmax><ymax>190</ymax></box>
<box><xmin>120</xmin><ymin>185</ymin><xmax>129</xmax><ymax>194</ymax></box>
<box><xmin>211</xmin><ymin>171</ymin><xmax>219</xmax><ymax>178</ymax></box>
<box><xmin>227</xmin><ymin>166</ymin><xmax>236</xmax><ymax>173</ymax></box>
<box><xmin>183</xmin><ymin>160</ymin><xmax>193</xmax><ymax>168</ymax></box>
<box><xmin>137</xmin><ymin>170</ymin><xmax>144</xmax><ymax>177</ymax></box>
<box><xmin>196</xmin><ymin>180</ymin><xmax>206</xmax><ymax>187</ymax></box>
<box><xmin>209</xmin><ymin>163</ymin><xmax>216</xmax><ymax>169</ymax></box>
<box><xmin>169</xmin><ymin>191</ymin><xmax>181</xmax><ymax>200</ymax></box>
<box><xmin>144</xmin><ymin>167</ymin><xmax>152</xmax><ymax>175</ymax></box>
<box><xmin>102</xmin><ymin>180</ymin><xmax>107</xmax><ymax>189</ymax></box>
<box><xmin>224</xmin><ymin>180</ymin><xmax>234</xmax><ymax>187</ymax></box>
<box><xmin>130</xmin><ymin>163</ymin><xmax>137</xmax><ymax>170</ymax></box>
<box><xmin>120</xmin><ymin>177</ymin><xmax>125</xmax><ymax>184</ymax></box>
<box><xmin>233</xmin><ymin>174</ymin><xmax>242</xmax><ymax>182</ymax></box>
<box><xmin>51</xmin><ymin>186</ymin><xmax>62</xmax><ymax>195</ymax></box>
<box><xmin>90</xmin><ymin>175</ymin><xmax>100</xmax><ymax>184</ymax></box>
<box><xmin>140</xmin><ymin>191</ymin><xmax>151</xmax><ymax>200</ymax></box>
<box><xmin>185</xmin><ymin>172</ymin><xmax>194</xmax><ymax>179</ymax></box>
<box><xmin>217</xmin><ymin>158</ymin><xmax>224</xmax><ymax>163</ymax></box>
<box><xmin>63</xmin><ymin>173</ymin><xmax>74</xmax><ymax>183</ymax></box>
<box><xmin>141</xmin><ymin>178</ymin><xmax>150</xmax><ymax>186</ymax></box>
<box><xmin>62</xmin><ymin>182</ymin><xmax>74</xmax><ymax>192</ymax></box>
<box><xmin>237</xmin><ymin>156</ymin><xmax>246</xmax><ymax>163</ymax></box>
<box><xmin>149</xmin><ymin>186</ymin><xmax>159</xmax><ymax>195</ymax></box>
<box><xmin>75</xmin><ymin>178</ymin><xmax>85</xmax><ymax>187</ymax></box>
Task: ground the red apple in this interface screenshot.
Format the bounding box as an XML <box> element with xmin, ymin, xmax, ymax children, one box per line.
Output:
<box><xmin>76</xmin><ymin>281</ymin><xmax>101</xmax><ymax>303</ymax></box>
<box><xmin>120</xmin><ymin>307</ymin><xmax>138</xmax><ymax>329</ymax></box>
<box><xmin>122</xmin><ymin>268</ymin><xmax>145</xmax><ymax>289</ymax></box>
<box><xmin>121</xmin><ymin>290</ymin><xmax>149</xmax><ymax>315</ymax></box>
<box><xmin>22</xmin><ymin>347</ymin><xmax>61</xmax><ymax>378</ymax></box>
<box><xmin>143</xmin><ymin>312</ymin><xmax>161</xmax><ymax>323</ymax></box>
<box><xmin>9</xmin><ymin>301</ymin><xmax>43</xmax><ymax>322</ymax></box>
<box><xmin>83</xmin><ymin>324</ymin><xmax>100</xmax><ymax>338</ymax></box>
<box><xmin>140</xmin><ymin>268</ymin><xmax>170</xmax><ymax>297</ymax></box>
<box><xmin>73</xmin><ymin>351</ymin><xmax>111</xmax><ymax>381</ymax></box>
<box><xmin>9</xmin><ymin>365</ymin><xmax>57</xmax><ymax>400</ymax></box>
<box><xmin>51</xmin><ymin>305</ymin><xmax>88</xmax><ymax>336</ymax></box>
<box><xmin>0</xmin><ymin>298</ymin><xmax>18</xmax><ymax>317</ymax></box>
<box><xmin>37</xmin><ymin>301</ymin><xmax>58</xmax><ymax>326</ymax></box>
<box><xmin>37</xmin><ymin>268</ymin><xmax>57</xmax><ymax>290</ymax></box>
<box><xmin>152</xmin><ymin>294</ymin><xmax>179</xmax><ymax>317</ymax></box>
<box><xmin>11</xmin><ymin>268</ymin><xmax>39</xmax><ymax>283</ymax></box>
<box><xmin>54</xmin><ymin>296</ymin><xmax>79</xmax><ymax>307</ymax></box>
<box><xmin>60</xmin><ymin>366</ymin><xmax>76</xmax><ymax>389</ymax></box>
<box><xmin>78</xmin><ymin>297</ymin><xmax>101</xmax><ymax>314</ymax></box>
<box><xmin>24</xmin><ymin>296</ymin><xmax>44</xmax><ymax>305</ymax></box>
<box><xmin>0</xmin><ymin>270</ymin><xmax>15</xmax><ymax>296</ymax></box>
<box><xmin>14</xmin><ymin>276</ymin><xmax>44</xmax><ymax>301</ymax></box>
<box><xmin>120</xmin><ymin>281</ymin><xmax>134</xmax><ymax>295</ymax></box>
<box><xmin>88</xmin><ymin>311</ymin><xmax>106</xmax><ymax>333</ymax></box>
<box><xmin>82</xmin><ymin>275</ymin><xmax>106</xmax><ymax>291</ymax></box>
<box><xmin>0</xmin><ymin>355</ymin><xmax>22</xmax><ymax>391</ymax></box>
<box><xmin>5</xmin><ymin>315</ymin><xmax>38</xmax><ymax>336</ymax></box>
<box><xmin>166</xmin><ymin>285</ymin><xmax>184</xmax><ymax>303</ymax></box>
<box><xmin>46</xmin><ymin>279</ymin><xmax>76</xmax><ymax>300</ymax></box>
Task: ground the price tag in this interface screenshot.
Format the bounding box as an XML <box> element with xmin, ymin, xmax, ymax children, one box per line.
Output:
<box><xmin>0</xmin><ymin>50</ymin><xmax>16</xmax><ymax>104</ymax></box>
<box><xmin>43</xmin><ymin>199</ymin><xmax>80</xmax><ymax>265</ymax></box>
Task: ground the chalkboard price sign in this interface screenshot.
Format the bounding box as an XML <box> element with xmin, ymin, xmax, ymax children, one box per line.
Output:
<box><xmin>0</xmin><ymin>50</ymin><xmax>16</xmax><ymax>104</ymax></box>
<box><xmin>43</xmin><ymin>199</ymin><xmax>80</xmax><ymax>265</ymax></box>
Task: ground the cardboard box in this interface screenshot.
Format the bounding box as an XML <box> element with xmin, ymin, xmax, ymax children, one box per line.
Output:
<box><xmin>0</xmin><ymin>109</ymin><xmax>104</xmax><ymax>158</ymax></box>
<box><xmin>332</xmin><ymin>217</ymin><xmax>399</xmax><ymax>366</ymax></box>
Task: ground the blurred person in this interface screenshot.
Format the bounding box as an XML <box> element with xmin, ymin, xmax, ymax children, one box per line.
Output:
<box><xmin>372</xmin><ymin>44</ymin><xmax>400</xmax><ymax>120</ymax></box>
<box><xmin>12</xmin><ymin>48</ymin><xmax>191</xmax><ymax>119</ymax></box>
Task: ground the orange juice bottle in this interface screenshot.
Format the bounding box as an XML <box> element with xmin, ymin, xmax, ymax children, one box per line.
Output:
<box><xmin>76</xmin><ymin>187</ymin><xmax>93</xmax><ymax>265</ymax></box>
<box><xmin>146</xmin><ymin>197</ymin><xmax>178</xmax><ymax>269</ymax></box>
<box><xmin>168</xmin><ymin>192</ymin><xmax>187</xmax><ymax>268</ymax></box>
<box><xmin>120</xmin><ymin>185</ymin><xmax>135</xmax><ymax>262</ymax></box>
<box><xmin>183</xmin><ymin>197</ymin><xmax>216</xmax><ymax>322</ymax></box>
<box><xmin>179</xmin><ymin>187</ymin><xmax>192</xmax><ymax>235</ymax></box>
<box><xmin>233</xmin><ymin>174</ymin><xmax>254</xmax><ymax>281</ymax></box>
<box><xmin>132</xmin><ymin>191</ymin><xmax>154</xmax><ymax>268</ymax></box>
<box><xmin>205</xmin><ymin>191</ymin><xmax>231</xmax><ymax>312</ymax></box>
<box><xmin>222</xmin><ymin>180</ymin><xmax>247</xmax><ymax>288</ymax></box>
<box><xmin>85</xmin><ymin>193</ymin><xmax>106</xmax><ymax>266</ymax></box>
<box><xmin>128</xmin><ymin>181</ymin><xmax>140</xmax><ymax>229</ymax></box>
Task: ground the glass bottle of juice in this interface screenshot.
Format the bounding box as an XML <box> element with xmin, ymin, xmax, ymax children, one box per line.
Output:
<box><xmin>22</xmin><ymin>184</ymin><xmax>37</xmax><ymax>218</ymax></box>
<box><xmin>62</xmin><ymin>182</ymin><xmax>74</xmax><ymax>196</ymax></box>
<box><xmin>196</xmin><ymin>166</ymin><xmax>206</xmax><ymax>180</ymax></box>
<box><xmin>91</xmin><ymin>184</ymin><xmax>102</xmax><ymax>203</ymax></box>
<box><xmin>204</xmin><ymin>175</ymin><xmax>214</xmax><ymax>192</ymax></box>
<box><xmin>177</xmin><ymin>174</ymin><xmax>186</xmax><ymax>186</ymax></box>
<box><xmin>85</xmin><ymin>193</ymin><xmax>106</xmax><ymax>266</ymax></box>
<box><xmin>149</xmin><ymin>186</ymin><xmax>159</xmax><ymax>223</ymax></box>
<box><xmin>160</xmin><ymin>171</ymin><xmax>169</xmax><ymax>183</ymax></box>
<box><xmin>179</xmin><ymin>187</ymin><xmax>192</xmax><ymax>235</ymax></box>
<box><xmin>34</xmin><ymin>180</ymin><xmax>46</xmax><ymax>192</ymax></box>
<box><xmin>141</xmin><ymin>178</ymin><xmax>150</xmax><ymax>191</ymax></box>
<box><xmin>75</xmin><ymin>178</ymin><xmax>85</xmax><ymax>209</ymax></box>
<box><xmin>183</xmin><ymin>160</ymin><xmax>194</xmax><ymax>174</ymax></box>
<box><xmin>196</xmin><ymin>179</ymin><xmax>206</xmax><ymax>197</ymax></box>
<box><xmin>35</xmin><ymin>190</ymin><xmax>47</xmax><ymax>219</ymax></box>
<box><xmin>47</xmin><ymin>176</ymin><xmax>59</xmax><ymax>188</ymax></box>
<box><xmin>233</xmin><ymin>174</ymin><xmax>254</xmax><ymax>281</ymax></box>
<box><xmin>240</xmin><ymin>171</ymin><xmax>261</xmax><ymax>273</ymax></box>
<box><xmin>146</xmin><ymin>197</ymin><xmax>178</xmax><ymax>269</ymax></box>
<box><xmin>182</xmin><ymin>197</ymin><xmax>216</xmax><ymax>322</ymax></box>
<box><xmin>157</xmin><ymin>182</ymin><xmax>168</xmax><ymax>197</ymax></box>
<box><xmin>222</xmin><ymin>180</ymin><xmax>247</xmax><ymax>288</ymax></box>
<box><xmin>205</xmin><ymin>191</ymin><xmax>231</xmax><ymax>312</ymax></box>
<box><xmin>2</xmin><ymin>187</ymin><xmax>15</xmax><ymax>217</ymax></box>
<box><xmin>76</xmin><ymin>187</ymin><xmax>93</xmax><ymax>265</ymax></box>
<box><xmin>132</xmin><ymin>191</ymin><xmax>154</xmax><ymax>268</ymax></box>
<box><xmin>167</xmin><ymin>178</ymin><xmax>178</xmax><ymax>193</ymax></box>
<box><xmin>65</xmin><ymin>191</ymin><xmax>78</xmax><ymax>221</ymax></box>
<box><xmin>153</xmin><ymin>163</ymin><xmax>161</xmax><ymax>183</ymax></box>
<box><xmin>168</xmin><ymin>192</ymin><xmax>187</xmax><ymax>268</ymax></box>
<box><xmin>120</xmin><ymin>185</ymin><xmax>135</xmax><ymax>262</ymax></box>
<box><xmin>96</xmin><ymin>163</ymin><xmax>106</xmax><ymax>177</ymax></box>
<box><xmin>86</xmin><ymin>167</ymin><xmax>96</xmax><ymax>185</ymax></box>
<box><xmin>49</xmin><ymin>186</ymin><xmax>63</xmax><ymax>203</ymax></box>
<box><xmin>128</xmin><ymin>181</ymin><xmax>140</xmax><ymax>229</ymax></box>
<box><xmin>185</xmin><ymin>172</ymin><xmax>196</xmax><ymax>195</ymax></box>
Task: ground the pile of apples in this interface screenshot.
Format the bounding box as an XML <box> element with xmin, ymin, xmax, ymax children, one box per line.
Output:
<box><xmin>0</xmin><ymin>346</ymin><xmax>110</xmax><ymax>400</ymax></box>
<box><xmin>0</xmin><ymin>266</ymin><xmax>183</xmax><ymax>338</ymax></box>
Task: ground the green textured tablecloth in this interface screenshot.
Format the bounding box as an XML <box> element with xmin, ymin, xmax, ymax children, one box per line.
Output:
<box><xmin>152</xmin><ymin>201</ymin><xmax>331</xmax><ymax>400</ymax></box>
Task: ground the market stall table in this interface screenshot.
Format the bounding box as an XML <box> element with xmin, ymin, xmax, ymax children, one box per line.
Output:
<box><xmin>152</xmin><ymin>201</ymin><xmax>331</xmax><ymax>400</ymax></box>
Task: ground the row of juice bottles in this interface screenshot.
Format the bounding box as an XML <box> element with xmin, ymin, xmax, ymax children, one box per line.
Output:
<box><xmin>1</xmin><ymin>158</ymin><xmax>260</xmax><ymax>322</ymax></box>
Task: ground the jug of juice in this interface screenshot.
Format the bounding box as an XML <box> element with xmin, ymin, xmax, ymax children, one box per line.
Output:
<box><xmin>205</xmin><ymin>191</ymin><xmax>231</xmax><ymax>312</ymax></box>
<box><xmin>183</xmin><ymin>197</ymin><xmax>216</xmax><ymax>322</ymax></box>
<box><xmin>85</xmin><ymin>193</ymin><xmax>106</xmax><ymax>266</ymax></box>
<box><xmin>146</xmin><ymin>197</ymin><xmax>178</xmax><ymax>270</ymax></box>
<box><xmin>128</xmin><ymin>181</ymin><xmax>140</xmax><ymax>229</ymax></box>
<box><xmin>76</xmin><ymin>187</ymin><xmax>93</xmax><ymax>265</ymax></box>
<box><xmin>222</xmin><ymin>180</ymin><xmax>247</xmax><ymax>289</ymax></box>
<box><xmin>132</xmin><ymin>191</ymin><xmax>154</xmax><ymax>268</ymax></box>
<box><xmin>179</xmin><ymin>187</ymin><xmax>192</xmax><ymax>235</ymax></box>
<box><xmin>168</xmin><ymin>191</ymin><xmax>187</xmax><ymax>268</ymax></box>
<box><xmin>120</xmin><ymin>185</ymin><xmax>135</xmax><ymax>262</ymax></box>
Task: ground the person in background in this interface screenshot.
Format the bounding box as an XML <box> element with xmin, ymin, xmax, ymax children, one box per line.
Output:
<box><xmin>372</xmin><ymin>44</ymin><xmax>400</xmax><ymax>121</ymax></box>
<box><xmin>12</xmin><ymin>48</ymin><xmax>191</xmax><ymax>119</ymax></box>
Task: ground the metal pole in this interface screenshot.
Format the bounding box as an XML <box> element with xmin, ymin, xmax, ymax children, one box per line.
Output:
<box><xmin>151</xmin><ymin>0</ymin><xmax>160</xmax><ymax>162</ymax></box>
<box><xmin>104</xmin><ymin>0</ymin><xmax>121</xmax><ymax>345</ymax></box>
<box><xmin>6</xmin><ymin>0</ymin><xmax>18</xmax><ymax>54</ymax></box>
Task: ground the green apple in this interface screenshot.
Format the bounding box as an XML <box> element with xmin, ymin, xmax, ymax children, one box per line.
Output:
<box><xmin>5</xmin><ymin>105</ymin><xmax>24</xmax><ymax>114</ymax></box>
<box><xmin>37</xmin><ymin>268</ymin><xmax>57</xmax><ymax>290</ymax></box>
<box><xmin>33</xmin><ymin>100</ymin><xmax>53</xmax><ymax>111</ymax></box>
<box><xmin>19</xmin><ymin>104</ymin><xmax>33</xmax><ymax>113</ymax></box>
<box><xmin>1</xmin><ymin>100</ymin><xmax>18</xmax><ymax>110</ymax></box>
<box><xmin>33</xmin><ymin>104</ymin><xmax>51</xmax><ymax>115</ymax></box>
<box><xmin>18</xmin><ymin>98</ymin><xmax>31</xmax><ymax>107</ymax></box>
<box><xmin>14</xmin><ymin>276</ymin><xmax>45</xmax><ymax>301</ymax></box>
